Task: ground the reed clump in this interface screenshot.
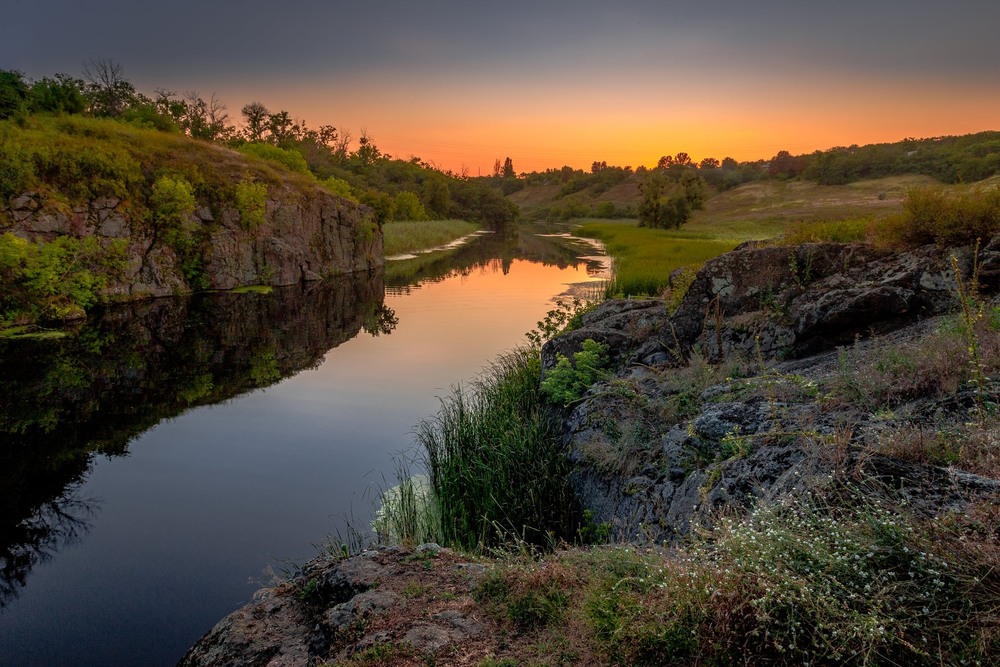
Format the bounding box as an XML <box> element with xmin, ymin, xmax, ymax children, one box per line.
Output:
<box><xmin>416</xmin><ymin>347</ymin><xmax>578</xmax><ymax>551</ymax></box>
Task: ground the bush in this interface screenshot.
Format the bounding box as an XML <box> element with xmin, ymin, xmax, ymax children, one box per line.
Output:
<box><xmin>321</xmin><ymin>176</ymin><xmax>357</xmax><ymax>203</ymax></box>
<box><xmin>235</xmin><ymin>178</ymin><xmax>267</xmax><ymax>231</ymax></box>
<box><xmin>237</xmin><ymin>142</ymin><xmax>310</xmax><ymax>174</ymax></box>
<box><xmin>393</xmin><ymin>190</ymin><xmax>427</xmax><ymax>221</ymax></box>
<box><xmin>0</xmin><ymin>233</ymin><xmax>126</xmax><ymax>325</ymax></box>
<box><xmin>882</xmin><ymin>186</ymin><xmax>1000</xmax><ymax>247</ymax></box>
<box><xmin>149</xmin><ymin>175</ymin><xmax>196</xmax><ymax>235</ymax></box>
<box><xmin>540</xmin><ymin>338</ymin><xmax>610</xmax><ymax>406</ymax></box>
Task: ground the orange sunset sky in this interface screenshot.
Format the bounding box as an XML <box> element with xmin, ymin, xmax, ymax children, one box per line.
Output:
<box><xmin>3</xmin><ymin>1</ymin><xmax>998</xmax><ymax>173</ymax></box>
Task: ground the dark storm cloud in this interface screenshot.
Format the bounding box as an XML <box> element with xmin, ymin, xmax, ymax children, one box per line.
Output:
<box><xmin>3</xmin><ymin>0</ymin><xmax>998</xmax><ymax>87</ymax></box>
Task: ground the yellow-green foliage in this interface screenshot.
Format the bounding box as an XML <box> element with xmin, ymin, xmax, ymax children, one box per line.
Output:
<box><xmin>578</xmin><ymin>220</ymin><xmax>738</xmax><ymax>296</ymax></box>
<box><xmin>0</xmin><ymin>115</ymin><xmax>314</xmax><ymax>212</ymax></box>
<box><xmin>541</xmin><ymin>338</ymin><xmax>610</xmax><ymax>406</ymax></box>
<box><xmin>149</xmin><ymin>174</ymin><xmax>197</xmax><ymax>249</ymax></box>
<box><xmin>779</xmin><ymin>217</ymin><xmax>876</xmax><ymax>245</ymax></box>
<box><xmin>0</xmin><ymin>116</ymin><xmax>144</xmax><ymax>203</ymax></box>
<box><xmin>237</xmin><ymin>142</ymin><xmax>310</xmax><ymax>175</ymax></box>
<box><xmin>382</xmin><ymin>219</ymin><xmax>479</xmax><ymax>256</ymax></box>
<box><xmin>235</xmin><ymin>178</ymin><xmax>267</xmax><ymax>231</ymax></box>
<box><xmin>0</xmin><ymin>232</ymin><xmax>126</xmax><ymax>325</ymax></box>
<box><xmin>393</xmin><ymin>190</ymin><xmax>427</xmax><ymax>221</ymax></box>
<box><xmin>321</xmin><ymin>176</ymin><xmax>357</xmax><ymax>202</ymax></box>
<box><xmin>882</xmin><ymin>185</ymin><xmax>1000</xmax><ymax>247</ymax></box>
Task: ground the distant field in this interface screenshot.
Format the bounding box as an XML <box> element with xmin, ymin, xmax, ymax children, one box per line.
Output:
<box><xmin>382</xmin><ymin>219</ymin><xmax>480</xmax><ymax>256</ymax></box>
<box><xmin>569</xmin><ymin>174</ymin><xmax>982</xmax><ymax>297</ymax></box>
<box><xmin>576</xmin><ymin>220</ymin><xmax>739</xmax><ymax>297</ymax></box>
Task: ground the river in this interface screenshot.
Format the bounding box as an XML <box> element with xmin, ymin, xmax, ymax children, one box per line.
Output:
<box><xmin>0</xmin><ymin>227</ymin><xmax>608</xmax><ymax>666</ymax></box>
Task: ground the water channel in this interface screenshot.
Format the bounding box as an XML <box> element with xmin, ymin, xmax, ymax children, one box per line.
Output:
<box><xmin>0</xmin><ymin>227</ymin><xmax>608</xmax><ymax>666</ymax></box>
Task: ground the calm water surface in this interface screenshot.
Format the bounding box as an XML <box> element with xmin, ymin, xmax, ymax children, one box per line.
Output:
<box><xmin>0</xmin><ymin>229</ymin><xmax>607</xmax><ymax>666</ymax></box>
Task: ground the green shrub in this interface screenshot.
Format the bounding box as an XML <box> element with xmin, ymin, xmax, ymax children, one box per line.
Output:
<box><xmin>882</xmin><ymin>186</ymin><xmax>1000</xmax><ymax>247</ymax></box>
<box><xmin>149</xmin><ymin>175</ymin><xmax>196</xmax><ymax>235</ymax></box>
<box><xmin>541</xmin><ymin>338</ymin><xmax>610</xmax><ymax>406</ymax></box>
<box><xmin>237</xmin><ymin>142</ymin><xmax>310</xmax><ymax>174</ymax></box>
<box><xmin>0</xmin><ymin>233</ymin><xmax>126</xmax><ymax>325</ymax></box>
<box><xmin>417</xmin><ymin>347</ymin><xmax>578</xmax><ymax>550</ymax></box>
<box><xmin>321</xmin><ymin>176</ymin><xmax>357</xmax><ymax>202</ymax></box>
<box><xmin>393</xmin><ymin>190</ymin><xmax>427</xmax><ymax>221</ymax></box>
<box><xmin>235</xmin><ymin>178</ymin><xmax>267</xmax><ymax>231</ymax></box>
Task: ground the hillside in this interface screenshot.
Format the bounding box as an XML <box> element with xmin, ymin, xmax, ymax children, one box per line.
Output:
<box><xmin>0</xmin><ymin>115</ymin><xmax>382</xmax><ymax>327</ymax></box>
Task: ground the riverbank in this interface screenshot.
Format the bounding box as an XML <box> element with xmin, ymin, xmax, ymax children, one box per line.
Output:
<box><xmin>184</xmin><ymin>228</ymin><xmax>1000</xmax><ymax>665</ymax></box>
<box><xmin>382</xmin><ymin>219</ymin><xmax>480</xmax><ymax>257</ymax></box>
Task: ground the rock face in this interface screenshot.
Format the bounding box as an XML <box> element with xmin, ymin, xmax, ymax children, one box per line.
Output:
<box><xmin>544</xmin><ymin>238</ymin><xmax>1000</xmax><ymax>543</ymax></box>
<box><xmin>180</xmin><ymin>545</ymin><xmax>493</xmax><ymax>667</ymax></box>
<box><xmin>663</xmin><ymin>241</ymin><xmax>967</xmax><ymax>360</ymax></box>
<box><xmin>3</xmin><ymin>188</ymin><xmax>382</xmax><ymax>299</ymax></box>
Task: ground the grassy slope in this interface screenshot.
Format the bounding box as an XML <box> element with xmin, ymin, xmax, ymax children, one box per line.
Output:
<box><xmin>570</xmin><ymin>174</ymin><xmax>1000</xmax><ymax>296</ymax></box>
<box><xmin>0</xmin><ymin>115</ymin><xmax>320</xmax><ymax>210</ymax></box>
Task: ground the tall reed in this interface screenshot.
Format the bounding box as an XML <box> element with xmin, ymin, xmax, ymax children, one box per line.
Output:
<box><xmin>417</xmin><ymin>347</ymin><xmax>578</xmax><ymax>551</ymax></box>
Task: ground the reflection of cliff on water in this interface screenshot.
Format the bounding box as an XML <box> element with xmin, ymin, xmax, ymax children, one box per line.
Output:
<box><xmin>384</xmin><ymin>224</ymin><xmax>605</xmax><ymax>291</ymax></box>
<box><xmin>0</xmin><ymin>271</ymin><xmax>389</xmax><ymax>608</ymax></box>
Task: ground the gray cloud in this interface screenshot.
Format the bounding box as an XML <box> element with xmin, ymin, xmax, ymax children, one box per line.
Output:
<box><xmin>3</xmin><ymin>1</ymin><xmax>998</xmax><ymax>92</ymax></box>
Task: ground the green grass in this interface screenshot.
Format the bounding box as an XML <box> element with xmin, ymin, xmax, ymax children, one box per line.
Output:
<box><xmin>475</xmin><ymin>491</ymin><xmax>999</xmax><ymax>667</ymax></box>
<box><xmin>382</xmin><ymin>219</ymin><xmax>480</xmax><ymax>256</ymax></box>
<box><xmin>576</xmin><ymin>219</ymin><xmax>739</xmax><ymax>297</ymax></box>
<box><xmin>415</xmin><ymin>347</ymin><xmax>578</xmax><ymax>551</ymax></box>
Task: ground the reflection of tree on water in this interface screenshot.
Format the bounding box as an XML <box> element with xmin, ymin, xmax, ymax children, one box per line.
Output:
<box><xmin>1</xmin><ymin>483</ymin><xmax>99</xmax><ymax>609</ymax></box>
<box><xmin>0</xmin><ymin>271</ymin><xmax>389</xmax><ymax>608</ymax></box>
<box><xmin>384</xmin><ymin>224</ymin><xmax>606</xmax><ymax>292</ymax></box>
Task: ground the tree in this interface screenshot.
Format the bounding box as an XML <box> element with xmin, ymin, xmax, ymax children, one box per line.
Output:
<box><xmin>181</xmin><ymin>92</ymin><xmax>231</xmax><ymax>141</ymax></box>
<box><xmin>698</xmin><ymin>157</ymin><xmax>720</xmax><ymax>170</ymax></box>
<box><xmin>421</xmin><ymin>176</ymin><xmax>451</xmax><ymax>219</ymax></box>
<box><xmin>501</xmin><ymin>157</ymin><xmax>515</xmax><ymax>179</ymax></box>
<box><xmin>82</xmin><ymin>59</ymin><xmax>135</xmax><ymax>117</ymax></box>
<box><xmin>637</xmin><ymin>170</ymin><xmax>705</xmax><ymax>229</ymax></box>
<box><xmin>656</xmin><ymin>155</ymin><xmax>674</xmax><ymax>170</ymax></box>
<box><xmin>0</xmin><ymin>69</ymin><xmax>29</xmax><ymax>119</ymax></box>
<box><xmin>241</xmin><ymin>101</ymin><xmax>269</xmax><ymax>143</ymax></box>
<box><xmin>353</xmin><ymin>130</ymin><xmax>382</xmax><ymax>167</ymax></box>
<box><xmin>29</xmin><ymin>74</ymin><xmax>86</xmax><ymax>114</ymax></box>
<box><xmin>266</xmin><ymin>110</ymin><xmax>295</xmax><ymax>145</ymax></box>
<box><xmin>393</xmin><ymin>191</ymin><xmax>427</xmax><ymax>221</ymax></box>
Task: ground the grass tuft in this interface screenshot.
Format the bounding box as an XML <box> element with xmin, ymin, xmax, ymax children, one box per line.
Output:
<box><xmin>417</xmin><ymin>347</ymin><xmax>578</xmax><ymax>551</ymax></box>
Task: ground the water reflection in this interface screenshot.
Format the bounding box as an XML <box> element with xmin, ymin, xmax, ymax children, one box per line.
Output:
<box><xmin>385</xmin><ymin>225</ymin><xmax>606</xmax><ymax>291</ymax></box>
<box><xmin>0</xmin><ymin>271</ymin><xmax>388</xmax><ymax>607</ymax></box>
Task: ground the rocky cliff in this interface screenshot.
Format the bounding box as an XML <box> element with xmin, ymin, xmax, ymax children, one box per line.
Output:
<box><xmin>546</xmin><ymin>237</ymin><xmax>1000</xmax><ymax>543</ymax></box>
<box><xmin>5</xmin><ymin>184</ymin><xmax>382</xmax><ymax>299</ymax></box>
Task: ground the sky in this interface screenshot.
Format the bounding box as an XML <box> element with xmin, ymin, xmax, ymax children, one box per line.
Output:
<box><xmin>3</xmin><ymin>0</ymin><xmax>999</xmax><ymax>173</ymax></box>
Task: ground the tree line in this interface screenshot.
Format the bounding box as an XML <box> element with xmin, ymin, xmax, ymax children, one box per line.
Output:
<box><xmin>0</xmin><ymin>61</ymin><xmax>517</xmax><ymax>228</ymax></box>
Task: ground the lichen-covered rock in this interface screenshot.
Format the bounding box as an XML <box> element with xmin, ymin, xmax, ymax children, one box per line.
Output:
<box><xmin>180</xmin><ymin>546</ymin><xmax>493</xmax><ymax>667</ymax></box>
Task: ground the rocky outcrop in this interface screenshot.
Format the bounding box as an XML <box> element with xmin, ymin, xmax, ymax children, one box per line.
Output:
<box><xmin>545</xmin><ymin>238</ymin><xmax>1000</xmax><ymax>543</ymax></box>
<box><xmin>3</xmin><ymin>187</ymin><xmax>382</xmax><ymax>299</ymax></box>
<box><xmin>180</xmin><ymin>545</ymin><xmax>494</xmax><ymax>667</ymax></box>
<box><xmin>658</xmin><ymin>241</ymin><xmax>968</xmax><ymax>361</ymax></box>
